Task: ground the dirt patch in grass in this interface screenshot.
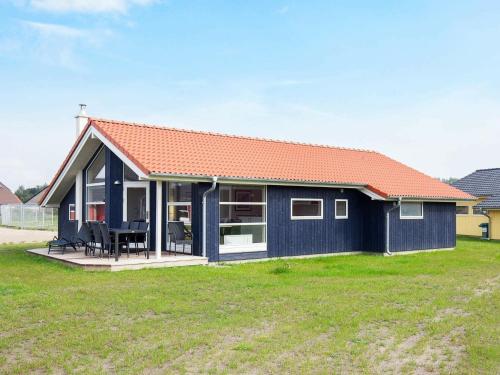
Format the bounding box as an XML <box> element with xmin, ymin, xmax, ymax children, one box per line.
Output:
<box><xmin>432</xmin><ymin>307</ymin><xmax>471</xmax><ymax>322</ymax></box>
<box><xmin>153</xmin><ymin>321</ymin><xmax>276</xmax><ymax>374</ymax></box>
<box><xmin>357</xmin><ymin>320</ymin><xmax>465</xmax><ymax>374</ymax></box>
<box><xmin>260</xmin><ymin>327</ymin><xmax>338</xmax><ymax>373</ymax></box>
<box><xmin>474</xmin><ymin>274</ymin><xmax>500</xmax><ymax>297</ymax></box>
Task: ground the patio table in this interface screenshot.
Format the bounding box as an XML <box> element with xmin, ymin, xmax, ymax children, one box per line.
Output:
<box><xmin>109</xmin><ymin>228</ymin><xmax>149</xmax><ymax>261</ymax></box>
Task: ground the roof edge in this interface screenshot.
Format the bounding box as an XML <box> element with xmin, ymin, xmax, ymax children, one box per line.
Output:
<box><xmin>91</xmin><ymin>117</ymin><xmax>378</xmax><ymax>155</ymax></box>
<box><xmin>41</xmin><ymin>120</ymin><xmax>92</xmax><ymax>206</ymax></box>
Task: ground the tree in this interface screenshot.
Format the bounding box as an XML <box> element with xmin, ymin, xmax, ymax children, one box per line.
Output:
<box><xmin>15</xmin><ymin>184</ymin><xmax>48</xmax><ymax>203</ymax></box>
<box><xmin>439</xmin><ymin>177</ymin><xmax>458</xmax><ymax>185</ymax></box>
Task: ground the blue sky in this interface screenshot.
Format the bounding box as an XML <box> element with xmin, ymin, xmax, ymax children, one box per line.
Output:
<box><xmin>1</xmin><ymin>1</ymin><xmax>499</xmax><ymax>190</ymax></box>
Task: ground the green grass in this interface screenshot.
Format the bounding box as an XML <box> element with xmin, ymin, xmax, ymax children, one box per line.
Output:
<box><xmin>0</xmin><ymin>237</ymin><xmax>499</xmax><ymax>374</ymax></box>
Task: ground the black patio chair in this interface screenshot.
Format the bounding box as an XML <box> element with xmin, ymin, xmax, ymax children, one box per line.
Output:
<box><xmin>134</xmin><ymin>221</ymin><xmax>149</xmax><ymax>258</ymax></box>
<box><xmin>90</xmin><ymin>222</ymin><xmax>103</xmax><ymax>256</ymax></box>
<box><xmin>99</xmin><ymin>222</ymin><xmax>128</xmax><ymax>259</ymax></box>
<box><xmin>168</xmin><ymin>221</ymin><xmax>192</xmax><ymax>255</ymax></box>
<box><xmin>77</xmin><ymin>222</ymin><xmax>94</xmax><ymax>256</ymax></box>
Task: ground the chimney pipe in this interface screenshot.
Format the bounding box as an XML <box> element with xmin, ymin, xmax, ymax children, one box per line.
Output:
<box><xmin>75</xmin><ymin>104</ymin><xmax>88</xmax><ymax>138</ymax></box>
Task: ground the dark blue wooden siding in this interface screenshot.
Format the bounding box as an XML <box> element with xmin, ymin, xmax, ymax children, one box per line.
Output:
<box><xmin>363</xmin><ymin>200</ymin><xmax>386</xmax><ymax>252</ymax></box>
<box><xmin>105</xmin><ymin>148</ymin><xmax>123</xmax><ymax>228</ymax></box>
<box><xmin>388</xmin><ymin>202</ymin><xmax>456</xmax><ymax>252</ymax></box>
<box><xmin>192</xmin><ymin>183</ymin><xmax>219</xmax><ymax>261</ymax></box>
<box><xmin>58</xmin><ymin>184</ymin><xmax>76</xmax><ymax>240</ymax></box>
<box><xmin>267</xmin><ymin>186</ymin><xmax>367</xmax><ymax>257</ymax></box>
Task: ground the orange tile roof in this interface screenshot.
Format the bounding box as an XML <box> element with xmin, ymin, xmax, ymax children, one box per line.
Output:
<box><xmin>87</xmin><ymin>118</ymin><xmax>472</xmax><ymax>200</ymax></box>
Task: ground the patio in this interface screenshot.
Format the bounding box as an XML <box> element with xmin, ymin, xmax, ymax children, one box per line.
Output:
<box><xmin>27</xmin><ymin>247</ymin><xmax>208</xmax><ymax>271</ymax></box>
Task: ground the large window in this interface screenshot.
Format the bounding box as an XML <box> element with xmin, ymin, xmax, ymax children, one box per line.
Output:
<box><xmin>86</xmin><ymin>148</ymin><xmax>106</xmax><ymax>222</ymax></box>
<box><xmin>168</xmin><ymin>183</ymin><xmax>192</xmax><ymax>224</ymax></box>
<box><xmin>291</xmin><ymin>198</ymin><xmax>323</xmax><ymax>220</ymax></box>
<box><xmin>456</xmin><ymin>206</ymin><xmax>469</xmax><ymax>215</ymax></box>
<box><xmin>219</xmin><ymin>185</ymin><xmax>266</xmax><ymax>253</ymax></box>
<box><xmin>400</xmin><ymin>202</ymin><xmax>423</xmax><ymax>219</ymax></box>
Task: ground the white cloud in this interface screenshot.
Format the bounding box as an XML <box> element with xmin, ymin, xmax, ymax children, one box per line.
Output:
<box><xmin>26</xmin><ymin>0</ymin><xmax>157</xmax><ymax>13</ymax></box>
<box><xmin>23</xmin><ymin>21</ymin><xmax>87</xmax><ymax>38</ymax></box>
<box><xmin>21</xmin><ymin>20</ymin><xmax>113</xmax><ymax>68</ymax></box>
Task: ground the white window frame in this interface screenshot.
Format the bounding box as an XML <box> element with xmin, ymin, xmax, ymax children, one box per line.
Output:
<box><xmin>335</xmin><ymin>199</ymin><xmax>349</xmax><ymax>219</ymax></box>
<box><xmin>219</xmin><ymin>185</ymin><xmax>267</xmax><ymax>253</ymax></box>
<box><xmin>85</xmin><ymin>147</ymin><xmax>106</xmax><ymax>220</ymax></box>
<box><xmin>167</xmin><ymin>182</ymin><xmax>192</xmax><ymax>224</ymax></box>
<box><xmin>400</xmin><ymin>202</ymin><xmax>424</xmax><ymax>220</ymax></box>
<box><xmin>290</xmin><ymin>198</ymin><xmax>324</xmax><ymax>220</ymax></box>
<box><xmin>123</xmin><ymin>181</ymin><xmax>150</xmax><ymax>222</ymax></box>
<box><xmin>68</xmin><ymin>204</ymin><xmax>76</xmax><ymax>221</ymax></box>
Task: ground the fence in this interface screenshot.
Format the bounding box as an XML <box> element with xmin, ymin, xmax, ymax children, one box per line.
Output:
<box><xmin>0</xmin><ymin>204</ymin><xmax>58</xmax><ymax>231</ymax></box>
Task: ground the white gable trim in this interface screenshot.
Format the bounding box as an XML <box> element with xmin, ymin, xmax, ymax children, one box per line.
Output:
<box><xmin>42</xmin><ymin>129</ymin><xmax>93</xmax><ymax>207</ymax></box>
<box><xmin>358</xmin><ymin>187</ymin><xmax>386</xmax><ymax>201</ymax></box>
<box><xmin>42</xmin><ymin>125</ymin><xmax>148</xmax><ymax>207</ymax></box>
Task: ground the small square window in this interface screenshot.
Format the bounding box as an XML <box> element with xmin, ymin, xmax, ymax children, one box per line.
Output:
<box><xmin>335</xmin><ymin>199</ymin><xmax>348</xmax><ymax>219</ymax></box>
<box><xmin>68</xmin><ymin>204</ymin><xmax>76</xmax><ymax>221</ymax></box>
<box><xmin>456</xmin><ymin>206</ymin><xmax>469</xmax><ymax>215</ymax></box>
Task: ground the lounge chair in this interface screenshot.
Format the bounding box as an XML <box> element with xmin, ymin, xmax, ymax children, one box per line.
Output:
<box><xmin>48</xmin><ymin>223</ymin><xmax>90</xmax><ymax>254</ymax></box>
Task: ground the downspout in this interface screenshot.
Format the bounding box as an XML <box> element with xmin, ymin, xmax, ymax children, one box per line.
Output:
<box><xmin>202</xmin><ymin>177</ymin><xmax>218</xmax><ymax>258</ymax></box>
<box><xmin>385</xmin><ymin>197</ymin><xmax>402</xmax><ymax>255</ymax></box>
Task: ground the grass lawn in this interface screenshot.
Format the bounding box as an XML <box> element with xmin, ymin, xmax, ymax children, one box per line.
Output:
<box><xmin>0</xmin><ymin>237</ymin><xmax>499</xmax><ymax>374</ymax></box>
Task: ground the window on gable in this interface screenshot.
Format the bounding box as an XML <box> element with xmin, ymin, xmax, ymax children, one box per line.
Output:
<box><xmin>86</xmin><ymin>147</ymin><xmax>106</xmax><ymax>222</ymax></box>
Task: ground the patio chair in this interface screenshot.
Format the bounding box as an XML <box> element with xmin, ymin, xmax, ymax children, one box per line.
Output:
<box><xmin>133</xmin><ymin>221</ymin><xmax>149</xmax><ymax>258</ymax></box>
<box><xmin>78</xmin><ymin>222</ymin><xmax>95</xmax><ymax>256</ymax></box>
<box><xmin>48</xmin><ymin>235</ymin><xmax>77</xmax><ymax>254</ymax></box>
<box><xmin>48</xmin><ymin>221</ymin><xmax>85</xmax><ymax>254</ymax></box>
<box><xmin>168</xmin><ymin>221</ymin><xmax>192</xmax><ymax>255</ymax></box>
<box><xmin>90</xmin><ymin>222</ymin><xmax>103</xmax><ymax>256</ymax></box>
<box><xmin>99</xmin><ymin>222</ymin><xmax>128</xmax><ymax>259</ymax></box>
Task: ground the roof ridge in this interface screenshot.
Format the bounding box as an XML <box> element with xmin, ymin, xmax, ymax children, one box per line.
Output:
<box><xmin>90</xmin><ymin>117</ymin><xmax>378</xmax><ymax>154</ymax></box>
<box><xmin>475</xmin><ymin>167</ymin><xmax>500</xmax><ymax>172</ymax></box>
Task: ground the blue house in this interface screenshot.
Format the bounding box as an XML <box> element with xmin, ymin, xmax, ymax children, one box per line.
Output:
<box><xmin>41</xmin><ymin>106</ymin><xmax>473</xmax><ymax>262</ymax></box>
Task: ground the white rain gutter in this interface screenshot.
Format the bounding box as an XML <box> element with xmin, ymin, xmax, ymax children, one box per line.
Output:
<box><xmin>385</xmin><ymin>197</ymin><xmax>402</xmax><ymax>256</ymax></box>
<box><xmin>202</xmin><ymin>177</ymin><xmax>218</xmax><ymax>258</ymax></box>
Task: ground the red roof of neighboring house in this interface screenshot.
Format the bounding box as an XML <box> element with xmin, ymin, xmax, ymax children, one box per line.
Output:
<box><xmin>0</xmin><ymin>182</ymin><xmax>21</xmax><ymax>204</ymax></box>
<box><xmin>81</xmin><ymin>118</ymin><xmax>473</xmax><ymax>200</ymax></box>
